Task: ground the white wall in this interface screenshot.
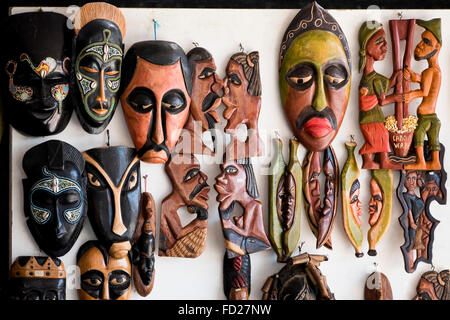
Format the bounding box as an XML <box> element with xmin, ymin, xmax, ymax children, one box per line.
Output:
<box><xmin>9</xmin><ymin>7</ymin><xmax>450</xmax><ymax>300</ymax></box>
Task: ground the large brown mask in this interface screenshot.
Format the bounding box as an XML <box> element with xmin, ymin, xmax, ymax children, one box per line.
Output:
<box><xmin>279</xmin><ymin>2</ymin><xmax>351</xmax><ymax>152</ymax></box>
<box><xmin>2</xmin><ymin>12</ymin><xmax>73</xmax><ymax>136</ymax></box>
<box><xmin>120</xmin><ymin>41</ymin><xmax>192</xmax><ymax>164</ymax></box>
<box><xmin>77</xmin><ymin>241</ymin><xmax>131</xmax><ymax>300</ymax></box>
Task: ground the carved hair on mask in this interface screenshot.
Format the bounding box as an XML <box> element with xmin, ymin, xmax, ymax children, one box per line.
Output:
<box><xmin>176</xmin><ymin>46</ymin><xmax>223</xmax><ymax>155</ymax></box>
<box><xmin>77</xmin><ymin>240</ymin><xmax>132</xmax><ymax>300</ymax></box>
<box><xmin>261</xmin><ymin>253</ymin><xmax>334</xmax><ymax>300</ymax></box>
<box><xmin>159</xmin><ymin>153</ymin><xmax>209</xmax><ymax>258</ymax></box>
<box><xmin>413</xmin><ymin>269</ymin><xmax>450</xmax><ymax>300</ymax></box>
<box><xmin>279</xmin><ymin>2</ymin><xmax>351</xmax><ymax>152</ymax></box>
<box><xmin>269</xmin><ymin>137</ymin><xmax>302</xmax><ymax>262</ymax></box>
<box><xmin>9</xmin><ymin>256</ymin><xmax>66</xmax><ymax>300</ymax></box>
<box><xmin>2</xmin><ymin>12</ymin><xmax>74</xmax><ymax>136</ymax></box>
<box><xmin>73</xmin><ymin>2</ymin><xmax>126</xmax><ymax>134</ymax></box>
<box><xmin>341</xmin><ymin>140</ymin><xmax>364</xmax><ymax>257</ymax></box>
<box><xmin>364</xmin><ymin>271</ymin><xmax>393</xmax><ymax>300</ymax></box>
<box><xmin>120</xmin><ymin>40</ymin><xmax>192</xmax><ymax>164</ymax></box>
<box><xmin>83</xmin><ymin>146</ymin><xmax>140</xmax><ymax>259</ymax></box>
<box><xmin>22</xmin><ymin>140</ymin><xmax>87</xmax><ymax>257</ymax></box>
<box><xmin>222</xmin><ymin>51</ymin><xmax>264</xmax><ymax>160</ymax></box>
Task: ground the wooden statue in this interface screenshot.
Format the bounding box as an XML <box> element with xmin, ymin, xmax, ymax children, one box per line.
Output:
<box><xmin>132</xmin><ymin>192</ymin><xmax>156</xmax><ymax>297</ymax></box>
<box><xmin>2</xmin><ymin>12</ymin><xmax>73</xmax><ymax>136</ymax></box>
<box><xmin>364</xmin><ymin>271</ymin><xmax>393</xmax><ymax>300</ymax></box>
<box><xmin>159</xmin><ymin>153</ymin><xmax>209</xmax><ymax>258</ymax></box>
<box><xmin>341</xmin><ymin>140</ymin><xmax>363</xmax><ymax>257</ymax></box>
<box><xmin>9</xmin><ymin>256</ymin><xmax>66</xmax><ymax>300</ymax></box>
<box><xmin>175</xmin><ymin>46</ymin><xmax>223</xmax><ymax>155</ymax></box>
<box><xmin>269</xmin><ymin>137</ymin><xmax>302</xmax><ymax>262</ymax></box>
<box><xmin>77</xmin><ymin>240</ymin><xmax>131</xmax><ymax>300</ymax></box>
<box><xmin>22</xmin><ymin>140</ymin><xmax>87</xmax><ymax>257</ymax></box>
<box><xmin>222</xmin><ymin>51</ymin><xmax>264</xmax><ymax>160</ymax></box>
<box><xmin>302</xmin><ymin>147</ymin><xmax>339</xmax><ymax>249</ymax></box>
<box><xmin>261</xmin><ymin>253</ymin><xmax>334</xmax><ymax>300</ymax></box>
<box><xmin>357</xmin><ymin>21</ymin><xmax>403</xmax><ymax>170</ymax></box>
<box><xmin>120</xmin><ymin>40</ymin><xmax>192</xmax><ymax>164</ymax></box>
<box><xmin>413</xmin><ymin>269</ymin><xmax>450</xmax><ymax>300</ymax></box>
<box><xmin>83</xmin><ymin>146</ymin><xmax>140</xmax><ymax>259</ymax></box>
<box><xmin>397</xmin><ymin>145</ymin><xmax>447</xmax><ymax>273</ymax></box>
<box><xmin>403</xmin><ymin>19</ymin><xmax>442</xmax><ymax>171</ymax></box>
<box><xmin>73</xmin><ymin>2</ymin><xmax>126</xmax><ymax>134</ymax></box>
<box><xmin>368</xmin><ymin>169</ymin><xmax>393</xmax><ymax>256</ymax></box>
<box><xmin>278</xmin><ymin>2</ymin><xmax>351</xmax><ymax>249</ymax></box>
<box><xmin>214</xmin><ymin>157</ymin><xmax>270</xmax><ymax>299</ymax></box>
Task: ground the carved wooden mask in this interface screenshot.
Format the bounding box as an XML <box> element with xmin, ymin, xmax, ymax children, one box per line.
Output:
<box><xmin>22</xmin><ymin>140</ymin><xmax>87</xmax><ymax>257</ymax></box>
<box><xmin>83</xmin><ymin>146</ymin><xmax>140</xmax><ymax>258</ymax></box>
<box><xmin>2</xmin><ymin>12</ymin><xmax>73</xmax><ymax>136</ymax></box>
<box><xmin>413</xmin><ymin>269</ymin><xmax>450</xmax><ymax>300</ymax></box>
<box><xmin>9</xmin><ymin>256</ymin><xmax>66</xmax><ymax>300</ymax></box>
<box><xmin>77</xmin><ymin>241</ymin><xmax>131</xmax><ymax>300</ymax></box>
<box><xmin>73</xmin><ymin>3</ymin><xmax>126</xmax><ymax>134</ymax></box>
<box><xmin>120</xmin><ymin>41</ymin><xmax>192</xmax><ymax>163</ymax></box>
<box><xmin>279</xmin><ymin>2</ymin><xmax>351</xmax><ymax>152</ymax></box>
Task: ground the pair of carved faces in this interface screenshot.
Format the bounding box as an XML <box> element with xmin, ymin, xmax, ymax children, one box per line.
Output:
<box><xmin>279</xmin><ymin>2</ymin><xmax>351</xmax><ymax>152</ymax></box>
<box><xmin>9</xmin><ymin>256</ymin><xmax>66</xmax><ymax>300</ymax></box>
<box><xmin>77</xmin><ymin>241</ymin><xmax>131</xmax><ymax>300</ymax></box>
<box><xmin>22</xmin><ymin>140</ymin><xmax>87</xmax><ymax>257</ymax></box>
<box><xmin>83</xmin><ymin>146</ymin><xmax>140</xmax><ymax>258</ymax></box>
<box><xmin>3</xmin><ymin>12</ymin><xmax>73</xmax><ymax>136</ymax></box>
<box><xmin>120</xmin><ymin>41</ymin><xmax>192</xmax><ymax>164</ymax></box>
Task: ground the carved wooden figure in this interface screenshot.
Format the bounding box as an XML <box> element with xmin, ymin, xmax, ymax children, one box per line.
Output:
<box><xmin>77</xmin><ymin>240</ymin><xmax>132</xmax><ymax>300</ymax></box>
<box><xmin>132</xmin><ymin>192</ymin><xmax>156</xmax><ymax>297</ymax></box>
<box><xmin>175</xmin><ymin>46</ymin><xmax>223</xmax><ymax>155</ymax></box>
<box><xmin>73</xmin><ymin>2</ymin><xmax>126</xmax><ymax>134</ymax></box>
<box><xmin>368</xmin><ymin>169</ymin><xmax>393</xmax><ymax>256</ymax></box>
<box><xmin>83</xmin><ymin>146</ymin><xmax>140</xmax><ymax>259</ymax></box>
<box><xmin>159</xmin><ymin>153</ymin><xmax>209</xmax><ymax>258</ymax></box>
<box><xmin>413</xmin><ymin>269</ymin><xmax>450</xmax><ymax>300</ymax></box>
<box><xmin>22</xmin><ymin>140</ymin><xmax>87</xmax><ymax>257</ymax></box>
<box><xmin>120</xmin><ymin>40</ymin><xmax>192</xmax><ymax>163</ymax></box>
<box><xmin>302</xmin><ymin>147</ymin><xmax>339</xmax><ymax>249</ymax></box>
<box><xmin>214</xmin><ymin>157</ymin><xmax>270</xmax><ymax>300</ymax></box>
<box><xmin>269</xmin><ymin>137</ymin><xmax>302</xmax><ymax>262</ymax></box>
<box><xmin>364</xmin><ymin>271</ymin><xmax>393</xmax><ymax>300</ymax></box>
<box><xmin>397</xmin><ymin>144</ymin><xmax>447</xmax><ymax>273</ymax></box>
<box><xmin>9</xmin><ymin>256</ymin><xmax>66</xmax><ymax>300</ymax></box>
<box><xmin>2</xmin><ymin>12</ymin><xmax>73</xmax><ymax>136</ymax></box>
<box><xmin>222</xmin><ymin>51</ymin><xmax>264</xmax><ymax>160</ymax></box>
<box><xmin>403</xmin><ymin>19</ymin><xmax>442</xmax><ymax>171</ymax></box>
<box><xmin>261</xmin><ymin>253</ymin><xmax>334</xmax><ymax>300</ymax></box>
<box><xmin>341</xmin><ymin>140</ymin><xmax>363</xmax><ymax>257</ymax></box>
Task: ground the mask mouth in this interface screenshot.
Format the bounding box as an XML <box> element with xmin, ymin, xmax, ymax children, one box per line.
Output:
<box><xmin>202</xmin><ymin>92</ymin><xmax>220</xmax><ymax>112</ymax></box>
<box><xmin>295</xmin><ymin>105</ymin><xmax>337</xmax><ymax>136</ymax></box>
<box><xmin>91</xmin><ymin>106</ymin><xmax>109</xmax><ymax>115</ymax></box>
<box><xmin>189</xmin><ymin>182</ymin><xmax>210</xmax><ymax>201</ymax></box>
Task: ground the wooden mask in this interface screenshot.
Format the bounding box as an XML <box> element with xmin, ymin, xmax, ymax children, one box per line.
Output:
<box><xmin>22</xmin><ymin>140</ymin><xmax>87</xmax><ymax>257</ymax></box>
<box><xmin>364</xmin><ymin>271</ymin><xmax>393</xmax><ymax>300</ymax></box>
<box><xmin>159</xmin><ymin>153</ymin><xmax>209</xmax><ymax>258</ymax></box>
<box><xmin>77</xmin><ymin>240</ymin><xmax>131</xmax><ymax>300</ymax></box>
<box><xmin>413</xmin><ymin>269</ymin><xmax>450</xmax><ymax>300</ymax></box>
<box><xmin>83</xmin><ymin>146</ymin><xmax>140</xmax><ymax>258</ymax></box>
<box><xmin>9</xmin><ymin>256</ymin><xmax>66</xmax><ymax>300</ymax></box>
<box><xmin>120</xmin><ymin>41</ymin><xmax>192</xmax><ymax>163</ymax></box>
<box><xmin>261</xmin><ymin>253</ymin><xmax>334</xmax><ymax>300</ymax></box>
<box><xmin>214</xmin><ymin>158</ymin><xmax>270</xmax><ymax>258</ymax></box>
<box><xmin>2</xmin><ymin>12</ymin><xmax>73</xmax><ymax>136</ymax></box>
<box><xmin>278</xmin><ymin>2</ymin><xmax>351</xmax><ymax>152</ymax></box>
<box><xmin>179</xmin><ymin>47</ymin><xmax>222</xmax><ymax>154</ymax></box>
<box><xmin>222</xmin><ymin>51</ymin><xmax>264</xmax><ymax>159</ymax></box>
<box><xmin>73</xmin><ymin>2</ymin><xmax>126</xmax><ymax>134</ymax></box>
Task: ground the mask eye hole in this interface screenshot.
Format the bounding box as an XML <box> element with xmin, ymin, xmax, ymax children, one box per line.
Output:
<box><xmin>323</xmin><ymin>63</ymin><xmax>348</xmax><ymax>89</ymax></box>
<box><xmin>286</xmin><ymin>63</ymin><xmax>314</xmax><ymax>91</ymax></box>
<box><xmin>183</xmin><ymin>168</ymin><xmax>200</xmax><ymax>182</ymax></box>
<box><xmin>227</xmin><ymin>73</ymin><xmax>241</xmax><ymax>86</ymax></box>
<box><xmin>162</xmin><ymin>89</ymin><xmax>187</xmax><ymax>114</ymax></box>
<box><xmin>87</xmin><ymin>173</ymin><xmax>102</xmax><ymax>188</ymax></box>
<box><xmin>126</xmin><ymin>87</ymin><xmax>155</xmax><ymax>114</ymax></box>
<box><xmin>126</xmin><ymin>169</ymin><xmax>138</xmax><ymax>191</ymax></box>
<box><xmin>198</xmin><ymin>67</ymin><xmax>215</xmax><ymax>79</ymax></box>
<box><xmin>224</xmin><ymin>165</ymin><xmax>238</xmax><ymax>175</ymax></box>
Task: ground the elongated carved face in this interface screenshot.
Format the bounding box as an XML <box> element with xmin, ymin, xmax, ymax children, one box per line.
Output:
<box><xmin>74</xmin><ymin>20</ymin><xmax>124</xmax><ymax>134</ymax></box>
<box><xmin>215</xmin><ymin>159</ymin><xmax>247</xmax><ymax>211</ymax></box>
<box><xmin>77</xmin><ymin>241</ymin><xmax>131</xmax><ymax>300</ymax></box>
<box><xmin>369</xmin><ymin>178</ymin><xmax>383</xmax><ymax>226</ymax></box>
<box><xmin>22</xmin><ymin>140</ymin><xmax>86</xmax><ymax>257</ymax></box>
<box><xmin>3</xmin><ymin>12</ymin><xmax>73</xmax><ymax>136</ymax></box>
<box><xmin>120</xmin><ymin>41</ymin><xmax>192</xmax><ymax>164</ymax></box>
<box><xmin>83</xmin><ymin>147</ymin><xmax>140</xmax><ymax>258</ymax></box>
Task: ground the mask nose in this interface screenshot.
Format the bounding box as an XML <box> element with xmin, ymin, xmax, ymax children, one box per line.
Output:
<box><xmin>312</xmin><ymin>72</ymin><xmax>327</xmax><ymax>112</ymax></box>
<box><xmin>151</xmin><ymin>102</ymin><xmax>165</xmax><ymax>146</ymax></box>
<box><xmin>95</xmin><ymin>70</ymin><xmax>108</xmax><ymax>106</ymax></box>
<box><xmin>212</xmin><ymin>74</ymin><xmax>224</xmax><ymax>95</ymax></box>
<box><xmin>54</xmin><ymin>207</ymin><xmax>67</xmax><ymax>239</ymax></box>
